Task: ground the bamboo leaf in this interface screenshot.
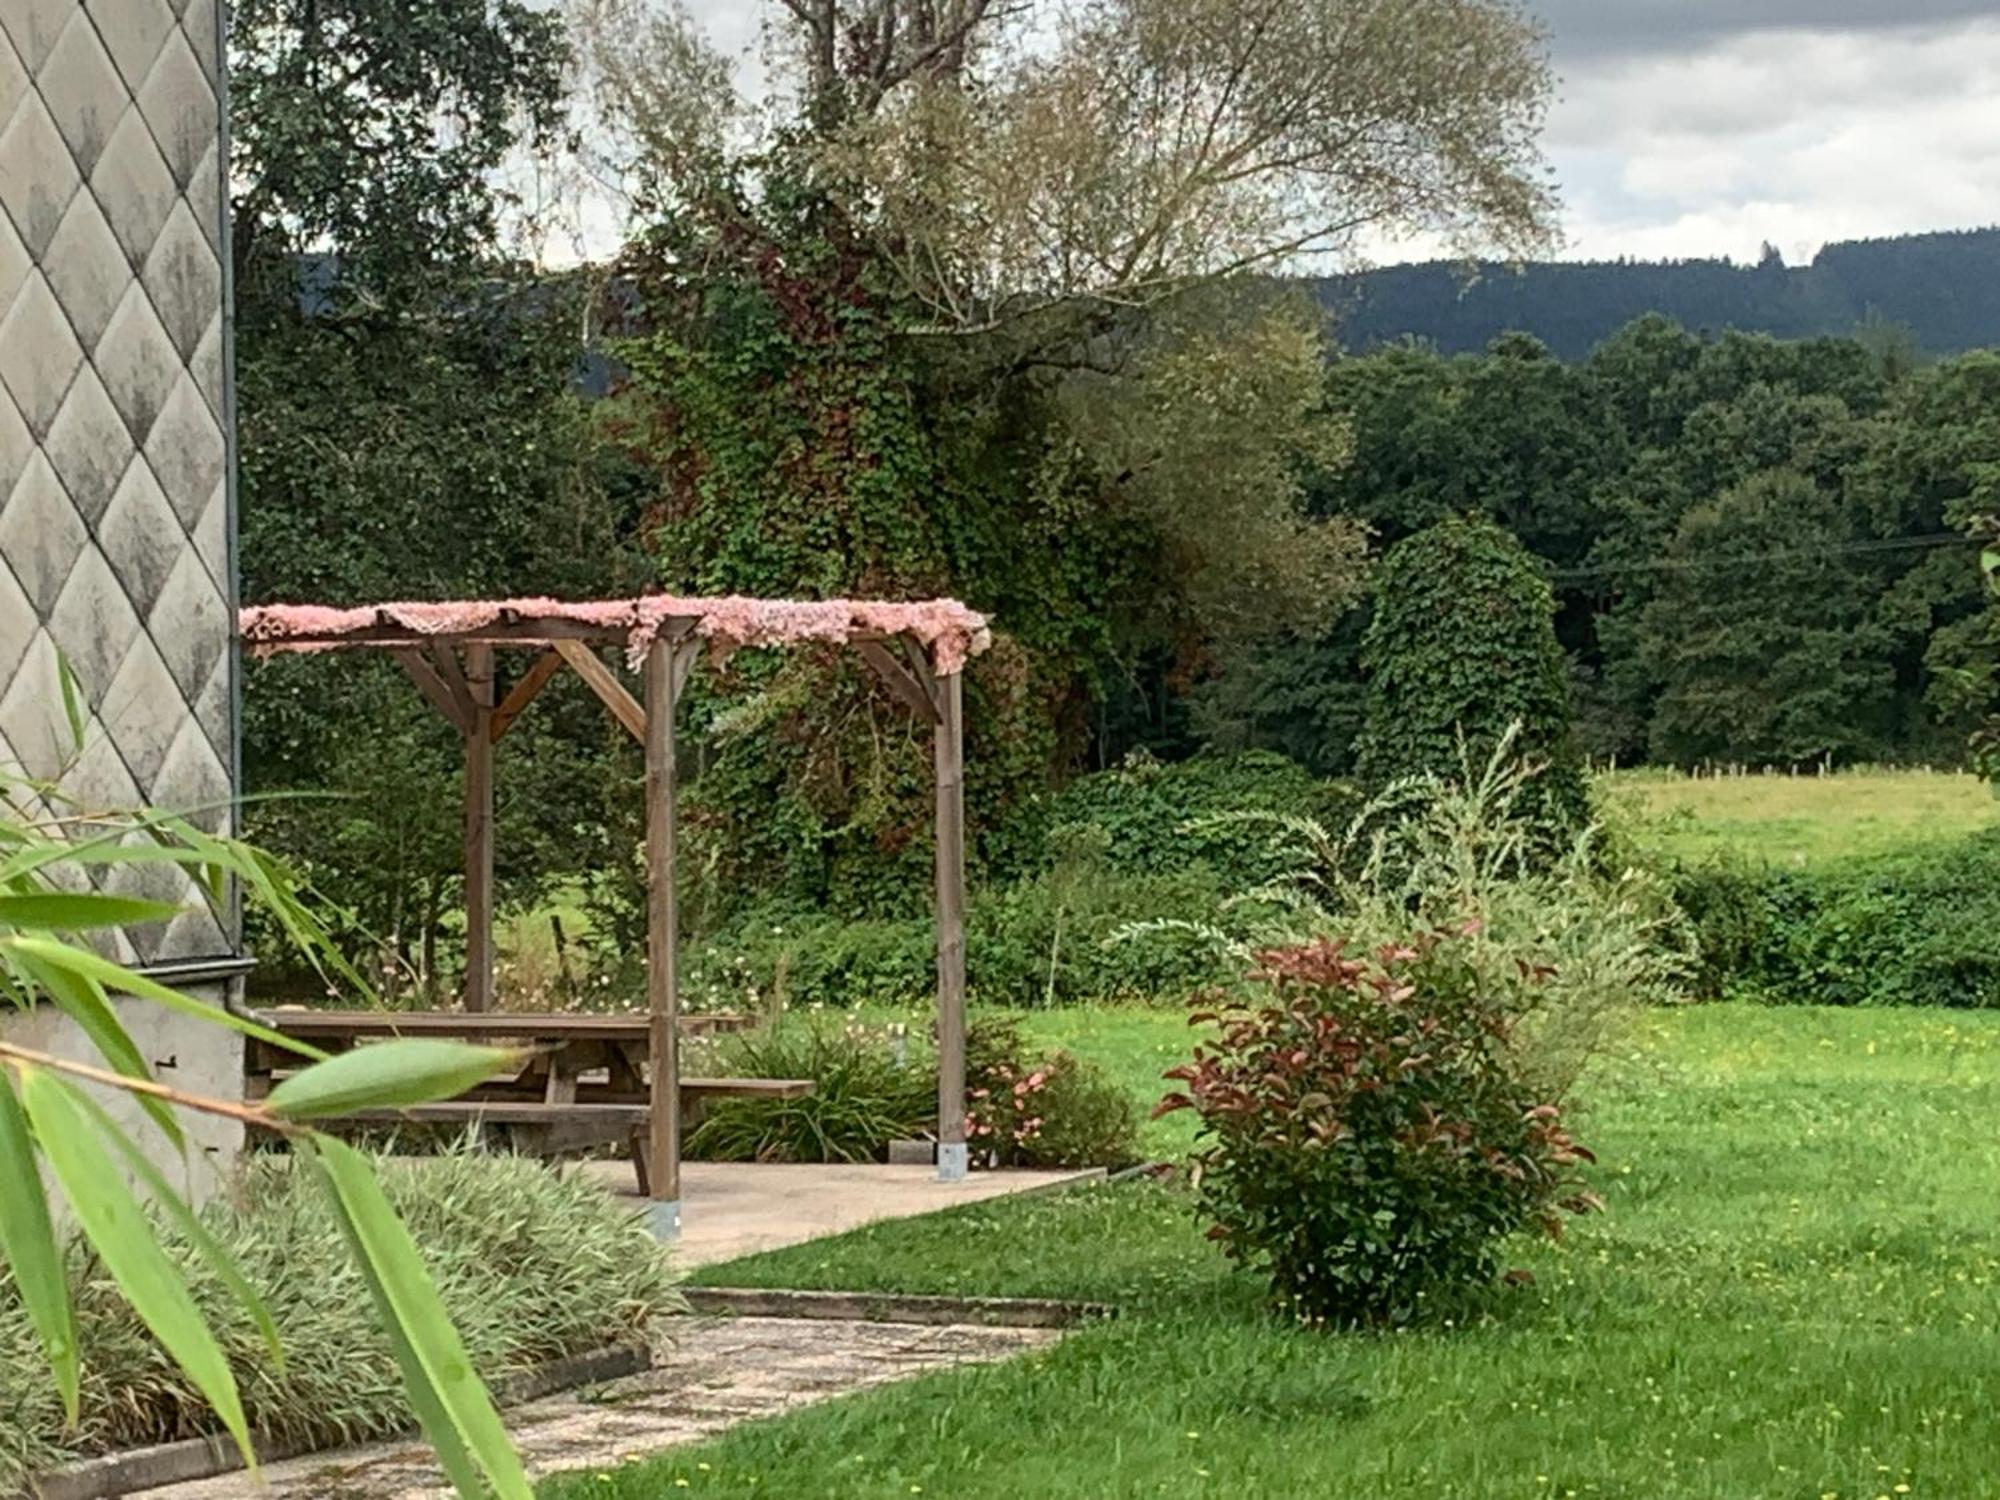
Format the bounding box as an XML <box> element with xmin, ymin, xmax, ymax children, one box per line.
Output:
<box><xmin>266</xmin><ymin>1040</ymin><xmax>527</xmax><ymax>1122</ymax></box>
<box><xmin>19</xmin><ymin>1070</ymin><xmax>255</xmax><ymax>1469</ymax></box>
<box><xmin>0</xmin><ymin>1071</ymin><xmax>79</xmax><ymax>1423</ymax></box>
<box><xmin>66</xmin><ymin>1087</ymin><xmax>283</xmax><ymax>1372</ymax></box>
<box><xmin>54</xmin><ymin>653</ymin><xmax>86</xmax><ymax>756</ymax></box>
<box><xmin>0</xmin><ymin>936</ymin><xmax>325</xmax><ymax>1060</ymax></box>
<box><xmin>309</xmin><ymin>1138</ymin><xmax>530</xmax><ymax>1500</ymax></box>
<box><xmin>11</xmin><ymin>947</ymin><xmax>183</xmax><ymax>1148</ymax></box>
<box><xmin>0</xmin><ymin>892</ymin><xmax>184</xmax><ymax>930</ymax></box>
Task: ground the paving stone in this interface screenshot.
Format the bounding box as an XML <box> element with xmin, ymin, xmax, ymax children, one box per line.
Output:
<box><xmin>137</xmin><ymin>1317</ymin><xmax>1064</xmax><ymax>1500</ymax></box>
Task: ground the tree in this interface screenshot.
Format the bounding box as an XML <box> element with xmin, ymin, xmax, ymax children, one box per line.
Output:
<box><xmin>1870</xmin><ymin>353</ymin><xmax>2000</xmax><ymax>756</ymax></box>
<box><xmin>229</xmin><ymin>0</ymin><xmax>568</xmax><ymax>303</ymax></box>
<box><xmin>576</xmin><ymin>0</ymin><xmax>1557</xmax><ymax>327</ymax></box>
<box><xmin>1638</xmin><ymin>470</ymin><xmax>1897</xmax><ymax>768</ymax></box>
<box><xmin>1357</xmin><ymin>515</ymin><xmax>1586</xmax><ymax>835</ymax></box>
<box><xmin>562</xmin><ymin>0</ymin><xmax>1556</xmax><ymax>907</ymax></box>
<box><xmin>230</xmin><ymin>2</ymin><xmax>645</xmax><ymax>986</ymax></box>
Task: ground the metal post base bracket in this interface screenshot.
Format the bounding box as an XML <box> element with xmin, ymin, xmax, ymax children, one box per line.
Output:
<box><xmin>646</xmin><ymin>1200</ymin><xmax>682</xmax><ymax>1242</ymax></box>
<box><xmin>937</xmin><ymin>1143</ymin><xmax>969</xmax><ymax>1182</ymax></box>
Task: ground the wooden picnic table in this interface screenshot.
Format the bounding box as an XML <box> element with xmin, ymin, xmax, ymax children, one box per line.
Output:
<box><xmin>250</xmin><ymin>1008</ymin><xmax>754</xmax><ymax>1041</ymax></box>
<box><xmin>244</xmin><ymin>1008</ymin><xmax>805</xmax><ymax>1193</ymax></box>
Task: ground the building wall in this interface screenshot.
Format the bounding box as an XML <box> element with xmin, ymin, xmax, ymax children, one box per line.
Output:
<box><xmin>0</xmin><ymin>0</ymin><xmax>244</xmax><ymax>1175</ymax></box>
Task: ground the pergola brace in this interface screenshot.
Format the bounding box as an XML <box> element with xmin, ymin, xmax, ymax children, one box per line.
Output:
<box><xmin>489</xmin><ymin>649</ymin><xmax>564</xmax><ymax>742</ymax></box>
<box><xmin>670</xmin><ymin>633</ymin><xmax>701</xmax><ymax>700</ymax></box>
<box><xmin>393</xmin><ymin>646</ymin><xmax>473</xmax><ymax>734</ymax></box>
<box><xmin>859</xmin><ymin>639</ymin><xmax>941</xmax><ymax>723</ymax></box>
<box><xmin>553</xmin><ymin>638</ymin><xmax>648</xmax><ymax>744</ymax></box>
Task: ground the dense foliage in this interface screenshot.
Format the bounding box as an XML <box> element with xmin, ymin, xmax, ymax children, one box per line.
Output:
<box><xmin>1206</xmin><ymin>320</ymin><xmax>1995</xmax><ymax>777</ymax></box>
<box><xmin>1670</xmin><ymin>830</ymin><xmax>2000</xmax><ymax>1008</ymax></box>
<box><xmin>683</xmin><ymin>1014</ymin><xmax>1135</xmax><ymax>1168</ymax></box>
<box><xmin>1356</xmin><ymin>517</ymin><xmax>1587</xmax><ymax>836</ymax></box>
<box><xmin>1160</xmin><ymin>934</ymin><xmax>1599</xmax><ymax>1326</ymax></box>
<box><xmin>219</xmin><ymin>0</ymin><xmax>2000</xmax><ymax>997</ymax></box>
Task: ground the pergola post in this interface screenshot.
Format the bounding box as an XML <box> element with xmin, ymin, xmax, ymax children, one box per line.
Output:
<box><xmin>462</xmin><ymin>643</ymin><xmax>495</xmax><ymax>1012</ymax></box>
<box><xmin>933</xmin><ymin>666</ymin><xmax>968</xmax><ymax>1181</ymax></box>
<box><xmin>642</xmin><ymin>636</ymin><xmax>683</xmax><ymax>1238</ymax></box>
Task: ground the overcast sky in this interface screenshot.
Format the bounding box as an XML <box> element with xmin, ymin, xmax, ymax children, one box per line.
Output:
<box><xmin>656</xmin><ymin>1</ymin><xmax>2000</xmax><ymax>268</ymax></box>
<box><xmin>1528</xmin><ymin>0</ymin><xmax>2000</xmax><ymax>263</ymax></box>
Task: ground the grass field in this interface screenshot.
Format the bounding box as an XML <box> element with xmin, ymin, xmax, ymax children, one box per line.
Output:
<box><xmin>1602</xmin><ymin>767</ymin><xmax>1996</xmax><ymax>868</ymax></box>
<box><xmin>546</xmin><ymin>1005</ymin><xmax>2000</xmax><ymax>1499</ymax></box>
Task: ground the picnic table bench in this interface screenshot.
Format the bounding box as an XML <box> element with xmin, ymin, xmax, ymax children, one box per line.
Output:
<box><xmin>245</xmin><ymin>1009</ymin><xmax>810</xmax><ymax>1193</ymax></box>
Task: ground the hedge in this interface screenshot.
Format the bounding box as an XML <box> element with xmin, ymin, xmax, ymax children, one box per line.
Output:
<box><xmin>1670</xmin><ymin>829</ymin><xmax>2000</xmax><ymax>1007</ymax></box>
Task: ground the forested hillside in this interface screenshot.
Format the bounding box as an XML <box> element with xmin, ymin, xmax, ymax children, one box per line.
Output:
<box><xmin>1319</xmin><ymin>228</ymin><xmax>2000</xmax><ymax>358</ymax></box>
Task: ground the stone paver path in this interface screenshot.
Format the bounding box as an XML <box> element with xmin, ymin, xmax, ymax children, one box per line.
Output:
<box><xmin>135</xmin><ymin>1316</ymin><xmax>1060</xmax><ymax>1499</ymax></box>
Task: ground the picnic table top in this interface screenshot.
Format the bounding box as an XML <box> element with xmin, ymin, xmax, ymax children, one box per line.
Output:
<box><xmin>251</xmin><ymin>1008</ymin><xmax>752</xmax><ymax>1041</ymax></box>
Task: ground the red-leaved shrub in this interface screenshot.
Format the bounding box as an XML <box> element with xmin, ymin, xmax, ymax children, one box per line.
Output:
<box><xmin>1158</xmin><ymin>930</ymin><xmax>1600</xmax><ymax>1325</ymax></box>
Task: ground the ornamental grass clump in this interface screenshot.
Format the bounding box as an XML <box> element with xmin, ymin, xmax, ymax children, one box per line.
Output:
<box><xmin>1159</xmin><ymin>932</ymin><xmax>1600</xmax><ymax>1326</ymax></box>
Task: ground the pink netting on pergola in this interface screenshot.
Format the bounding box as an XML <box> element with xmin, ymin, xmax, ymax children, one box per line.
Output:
<box><xmin>239</xmin><ymin>595</ymin><xmax>993</xmax><ymax>674</ymax></box>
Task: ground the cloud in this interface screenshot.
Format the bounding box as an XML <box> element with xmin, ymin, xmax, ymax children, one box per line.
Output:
<box><xmin>1530</xmin><ymin>0</ymin><xmax>2000</xmax><ymax>58</ymax></box>
<box><xmin>1538</xmin><ymin>17</ymin><xmax>2000</xmax><ymax>262</ymax></box>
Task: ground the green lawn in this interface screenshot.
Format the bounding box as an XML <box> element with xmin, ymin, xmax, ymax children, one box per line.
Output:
<box><xmin>547</xmin><ymin>1005</ymin><xmax>2000</xmax><ymax>1499</ymax></box>
<box><xmin>1603</xmin><ymin>767</ymin><xmax>1997</xmax><ymax>868</ymax></box>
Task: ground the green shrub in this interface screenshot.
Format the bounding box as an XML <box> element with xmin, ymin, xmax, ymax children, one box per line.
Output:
<box><xmin>0</xmin><ymin>1153</ymin><xmax>677</xmax><ymax>1490</ymax></box>
<box><xmin>1356</xmin><ymin>515</ymin><xmax>1588</xmax><ymax>841</ymax></box>
<box><xmin>1684</xmin><ymin>831</ymin><xmax>2000</xmax><ymax>1007</ymax></box>
<box><xmin>1662</xmin><ymin>855</ymin><xmax>1784</xmax><ymax>999</ymax></box>
<box><xmin>686</xmin><ymin>1022</ymin><xmax>934</xmax><ymax>1163</ymax></box>
<box><xmin>1160</xmin><ymin>934</ymin><xmax>1600</xmax><ymax>1326</ymax></box>
<box><xmin>1123</xmin><ymin>740</ymin><xmax>1689</xmax><ymax>1098</ymax></box>
<box><xmin>988</xmin><ymin>751</ymin><xmax>1354</xmax><ymax>888</ymax></box>
<box><xmin>686</xmin><ymin>865</ymin><xmax>1231</xmax><ymax>1010</ymax></box>
<box><xmin>964</xmin><ymin>1017</ymin><xmax>1141</xmax><ymax>1169</ymax></box>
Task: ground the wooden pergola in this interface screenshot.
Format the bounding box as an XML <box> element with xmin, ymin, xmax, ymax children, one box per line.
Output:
<box><xmin>240</xmin><ymin>595</ymin><xmax>992</xmax><ymax>1233</ymax></box>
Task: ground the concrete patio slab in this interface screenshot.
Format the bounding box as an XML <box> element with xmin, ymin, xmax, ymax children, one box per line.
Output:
<box><xmin>580</xmin><ymin>1159</ymin><xmax>1103</xmax><ymax>1267</ymax></box>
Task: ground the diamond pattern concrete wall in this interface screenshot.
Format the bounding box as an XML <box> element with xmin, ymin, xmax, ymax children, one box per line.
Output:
<box><xmin>0</xmin><ymin>0</ymin><xmax>235</xmax><ymax>966</ymax></box>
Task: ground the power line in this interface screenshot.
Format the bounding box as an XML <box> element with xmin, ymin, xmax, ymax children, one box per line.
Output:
<box><xmin>1552</xmin><ymin>531</ymin><xmax>1975</xmax><ymax>585</ymax></box>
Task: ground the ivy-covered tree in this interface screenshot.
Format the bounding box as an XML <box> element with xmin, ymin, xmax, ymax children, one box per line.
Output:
<box><xmin>565</xmin><ymin>0</ymin><xmax>1556</xmax><ymax>911</ymax></box>
<box><xmin>1356</xmin><ymin>515</ymin><xmax>1587</xmax><ymax>835</ymax></box>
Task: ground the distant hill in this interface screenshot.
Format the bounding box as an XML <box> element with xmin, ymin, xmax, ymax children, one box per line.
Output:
<box><xmin>1316</xmin><ymin>227</ymin><xmax>2000</xmax><ymax>359</ymax></box>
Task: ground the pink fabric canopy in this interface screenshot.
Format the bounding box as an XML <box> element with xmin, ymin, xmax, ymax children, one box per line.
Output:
<box><xmin>239</xmin><ymin>595</ymin><xmax>993</xmax><ymax>675</ymax></box>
